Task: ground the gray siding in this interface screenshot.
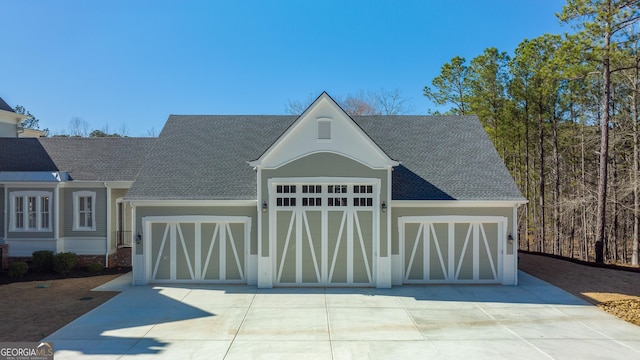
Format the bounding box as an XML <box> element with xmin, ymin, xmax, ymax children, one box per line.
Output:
<box><xmin>6</xmin><ymin>187</ymin><xmax>55</xmax><ymax>239</ymax></box>
<box><xmin>260</xmin><ymin>152</ymin><xmax>390</xmax><ymax>257</ymax></box>
<box><xmin>62</xmin><ymin>187</ymin><xmax>107</xmax><ymax>238</ymax></box>
<box><xmin>391</xmin><ymin>206</ymin><xmax>515</xmax><ymax>255</ymax></box>
<box><xmin>135</xmin><ymin>206</ymin><xmax>258</xmax><ymax>255</ymax></box>
<box><xmin>0</xmin><ymin>122</ymin><xmax>17</xmax><ymax>137</ymax></box>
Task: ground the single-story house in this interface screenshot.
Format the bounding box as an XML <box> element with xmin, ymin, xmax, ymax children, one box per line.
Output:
<box><xmin>0</xmin><ymin>137</ymin><xmax>154</xmax><ymax>267</ymax></box>
<box><xmin>1</xmin><ymin>93</ymin><xmax>525</xmax><ymax>287</ymax></box>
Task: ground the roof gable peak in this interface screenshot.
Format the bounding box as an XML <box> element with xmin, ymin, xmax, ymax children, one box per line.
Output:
<box><xmin>250</xmin><ymin>92</ymin><xmax>397</xmax><ymax>169</ymax></box>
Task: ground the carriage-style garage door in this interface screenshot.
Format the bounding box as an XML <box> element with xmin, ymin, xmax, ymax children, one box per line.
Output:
<box><xmin>399</xmin><ymin>216</ymin><xmax>506</xmax><ymax>284</ymax></box>
<box><xmin>144</xmin><ymin>216</ymin><xmax>251</xmax><ymax>283</ymax></box>
<box><xmin>271</xmin><ymin>181</ymin><xmax>379</xmax><ymax>286</ymax></box>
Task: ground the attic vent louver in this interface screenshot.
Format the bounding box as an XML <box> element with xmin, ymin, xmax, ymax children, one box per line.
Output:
<box><xmin>317</xmin><ymin>119</ymin><xmax>331</xmax><ymax>140</ymax></box>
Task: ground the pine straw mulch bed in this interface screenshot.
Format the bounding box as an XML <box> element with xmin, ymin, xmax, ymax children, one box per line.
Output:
<box><xmin>0</xmin><ymin>267</ymin><xmax>130</xmax><ymax>341</ymax></box>
<box><xmin>518</xmin><ymin>251</ymin><xmax>640</xmax><ymax>326</ymax></box>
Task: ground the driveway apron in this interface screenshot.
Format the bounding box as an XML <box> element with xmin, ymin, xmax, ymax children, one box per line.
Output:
<box><xmin>46</xmin><ymin>272</ymin><xmax>640</xmax><ymax>359</ymax></box>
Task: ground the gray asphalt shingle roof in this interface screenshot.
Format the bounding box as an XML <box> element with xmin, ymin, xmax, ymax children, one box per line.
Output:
<box><xmin>0</xmin><ymin>97</ymin><xmax>15</xmax><ymax>112</ymax></box>
<box><xmin>0</xmin><ymin>138</ymin><xmax>58</xmax><ymax>171</ymax></box>
<box><xmin>38</xmin><ymin>137</ymin><xmax>155</xmax><ymax>181</ymax></box>
<box><xmin>127</xmin><ymin>116</ymin><xmax>295</xmax><ymax>200</ymax></box>
<box><xmin>0</xmin><ymin>137</ymin><xmax>155</xmax><ymax>181</ymax></box>
<box><xmin>126</xmin><ymin>115</ymin><xmax>524</xmax><ymax>201</ymax></box>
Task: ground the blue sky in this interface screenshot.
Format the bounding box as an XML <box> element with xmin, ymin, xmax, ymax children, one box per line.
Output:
<box><xmin>2</xmin><ymin>0</ymin><xmax>568</xmax><ymax>136</ymax></box>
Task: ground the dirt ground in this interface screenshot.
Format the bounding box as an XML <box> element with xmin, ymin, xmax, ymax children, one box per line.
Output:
<box><xmin>0</xmin><ymin>274</ymin><xmax>121</xmax><ymax>341</ymax></box>
<box><xmin>519</xmin><ymin>252</ymin><xmax>640</xmax><ymax>326</ymax></box>
<box><xmin>1</xmin><ymin>253</ymin><xmax>639</xmax><ymax>342</ymax></box>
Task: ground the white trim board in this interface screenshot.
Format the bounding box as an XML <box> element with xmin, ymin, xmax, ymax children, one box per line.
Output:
<box><xmin>128</xmin><ymin>200</ymin><xmax>257</xmax><ymax>207</ymax></box>
<box><xmin>391</xmin><ymin>200</ymin><xmax>526</xmax><ymax>208</ymax></box>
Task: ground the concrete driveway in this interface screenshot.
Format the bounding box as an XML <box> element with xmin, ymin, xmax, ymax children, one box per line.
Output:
<box><xmin>46</xmin><ymin>272</ymin><xmax>640</xmax><ymax>359</ymax></box>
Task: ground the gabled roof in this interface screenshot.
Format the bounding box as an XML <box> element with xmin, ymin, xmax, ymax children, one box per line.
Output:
<box><xmin>126</xmin><ymin>114</ymin><xmax>524</xmax><ymax>201</ymax></box>
<box><xmin>0</xmin><ymin>97</ymin><xmax>15</xmax><ymax>112</ymax></box>
<box><xmin>127</xmin><ymin>115</ymin><xmax>294</xmax><ymax>200</ymax></box>
<box><xmin>39</xmin><ymin>138</ymin><xmax>155</xmax><ymax>181</ymax></box>
<box><xmin>0</xmin><ymin>137</ymin><xmax>155</xmax><ymax>182</ymax></box>
<box><xmin>356</xmin><ymin>116</ymin><xmax>522</xmax><ymax>201</ymax></box>
<box><xmin>250</xmin><ymin>92</ymin><xmax>398</xmax><ymax>169</ymax></box>
<box><xmin>0</xmin><ymin>138</ymin><xmax>58</xmax><ymax>171</ymax></box>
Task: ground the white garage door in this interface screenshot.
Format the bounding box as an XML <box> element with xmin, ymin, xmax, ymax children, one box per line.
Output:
<box><xmin>399</xmin><ymin>216</ymin><xmax>506</xmax><ymax>284</ymax></box>
<box><xmin>271</xmin><ymin>182</ymin><xmax>378</xmax><ymax>286</ymax></box>
<box><xmin>144</xmin><ymin>216</ymin><xmax>251</xmax><ymax>283</ymax></box>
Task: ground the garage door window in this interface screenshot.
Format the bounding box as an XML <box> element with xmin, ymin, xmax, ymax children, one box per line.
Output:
<box><xmin>276</xmin><ymin>185</ymin><xmax>297</xmax><ymax>207</ymax></box>
<box><xmin>275</xmin><ymin>183</ymin><xmax>375</xmax><ymax>209</ymax></box>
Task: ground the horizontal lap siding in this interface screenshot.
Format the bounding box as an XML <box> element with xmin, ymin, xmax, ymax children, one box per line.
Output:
<box><xmin>62</xmin><ymin>188</ymin><xmax>107</xmax><ymax>238</ymax></box>
<box><xmin>0</xmin><ymin>122</ymin><xmax>17</xmax><ymax>137</ymax></box>
<box><xmin>6</xmin><ymin>187</ymin><xmax>55</xmax><ymax>239</ymax></box>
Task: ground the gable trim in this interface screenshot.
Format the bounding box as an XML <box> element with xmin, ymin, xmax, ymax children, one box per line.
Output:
<box><xmin>249</xmin><ymin>92</ymin><xmax>398</xmax><ymax>168</ymax></box>
<box><xmin>259</xmin><ymin>150</ymin><xmax>395</xmax><ymax>170</ymax></box>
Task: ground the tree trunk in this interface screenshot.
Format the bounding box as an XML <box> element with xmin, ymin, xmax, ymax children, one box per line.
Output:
<box><xmin>595</xmin><ymin>29</ymin><xmax>612</xmax><ymax>264</ymax></box>
<box><xmin>539</xmin><ymin>109</ymin><xmax>546</xmax><ymax>253</ymax></box>
<box><xmin>525</xmin><ymin>101</ymin><xmax>531</xmax><ymax>252</ymax></box>
<box><xmin>552</xmin><ymin>101</ymin><xmax>561</xmax><ymax>255</ymax></box>
<box><xmin>633</xmin><ymin>60</ymin><xmax>639</xmax><ymax>266</ymax></box>
<box><xmin>581</xmin><ymin>116</ymin><xmax>588</xmax><ymax>261</ymax></box>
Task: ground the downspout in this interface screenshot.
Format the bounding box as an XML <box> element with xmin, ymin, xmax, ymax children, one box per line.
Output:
<box><xmin>255</xmin><ymin>165</ymin><xmax>264</xmax><ymax>287</ymax></box>
<box><xmin>104</xmin><ymin>182</ymin><xmax>111</xmax><ymax>268</ymax></box>
<box><xmin>54</xmin><ymin>185</ymin><xmax>60</xmax><ymax>249</ymax></box>
<box><xmin>513</xmin><ymin>203</ymin><xmax>521</xmax><ymax>286</ymax></box>
<box><xmin>131</xmin><ymin>202</ymin><xmax>137</xmax><ymax>285</ymax></box>
<box><xmin>3</xmin><ymin>185</ymin><xmax>7</xmax><ymax>243</ymax></box>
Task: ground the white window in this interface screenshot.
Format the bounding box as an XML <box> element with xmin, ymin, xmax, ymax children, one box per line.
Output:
<box><xmin>10</xmin><ymin>191</ymin><xmax>52</xmax><ymax>232</ymax></box>
<box><xmin>73</xmin><ymin>191</ymin><xmax>96</xmax><ymax>231</ymax></box>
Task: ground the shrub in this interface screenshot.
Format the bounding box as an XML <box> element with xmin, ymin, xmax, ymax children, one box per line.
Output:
<box><xmin>32</xmin><ymin>250</ymin><xmax>54</xmax><ymax>273</ymax></box>
<box><xmin>53</xmin><ymin>252</ymin><xmax>78</xmax><ymax>275</ymax></box>
<box><xmin>9</xmin><ymin>262</ymin><xmax>28</xmax><ymax>278</ymax></box>
<box><xmin>87</xmin><ymin>262</ymin><xmax>103</xmax><ymax>272</ymax></box>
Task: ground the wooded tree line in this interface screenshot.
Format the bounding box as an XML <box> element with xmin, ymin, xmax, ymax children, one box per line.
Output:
<box><xmin>424</xmin><ymin>0</ymin><xmax>640</xmax><ymax>265</ymax></box>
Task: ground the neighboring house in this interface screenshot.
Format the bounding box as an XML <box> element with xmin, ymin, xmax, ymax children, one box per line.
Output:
<box><xmin>0</xmin><ymin>97</ymin><xmax>47</xmax><ymax>138</ymax></box>
<box><xmin>125</xmin><ymin>93</ymin><xmax>525</xmax><ymax>288</ymax></box>
<box><xmin>0</xmin><ymin>137</ymin><xmax>155</xmax><ymax>267</ymax></box>
<box><xmin>0</xmin><ymin>92</ymin><xmax>525</xmax><ymax>287</ymax></box>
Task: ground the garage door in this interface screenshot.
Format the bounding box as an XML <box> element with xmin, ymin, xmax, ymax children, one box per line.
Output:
<box><xmin>399</xmin><ymin>216</ymin><xmax>506</xmax><ymax>284</ymax></box>
<box><xmin>271</xmin><ymin>183</ymin><xmax>378</xmax><ymax>286</ymax></box>
<box><xmin>144</xmin><ymin>216</ymin><xmax>251</xmax><ymax>283</ymax></box>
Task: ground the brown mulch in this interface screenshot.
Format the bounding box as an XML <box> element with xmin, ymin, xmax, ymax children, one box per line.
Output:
<box><xmin>0</xmin><ymin>273</ymin><xmax>123</xmax><ymax>341</ymax></box>
<box><xmin>519</xmin><ymin>252</ymin><xmax>640</xmax><ymax>326</ymax></box>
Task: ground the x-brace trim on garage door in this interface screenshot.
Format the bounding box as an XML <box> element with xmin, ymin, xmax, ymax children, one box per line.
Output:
<box><xmin>399</xmin><ymin>216</ymin><xmax>506</xmax><ymax>284</ymax></box>
<box><xmin>269</xmin><ymin>178</ymin><xmax>380</xmax><ymax>286</ymax></box>
<box><xmin>143</xmin><ymin>216</ymin><xmax>251</xmax><ymax>283</ymax></box>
